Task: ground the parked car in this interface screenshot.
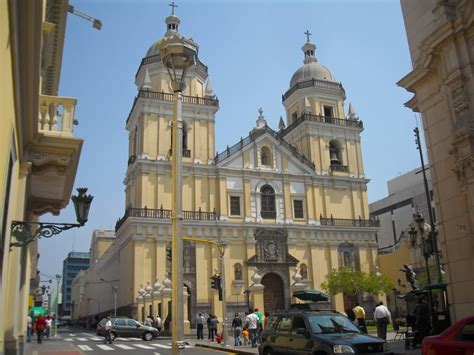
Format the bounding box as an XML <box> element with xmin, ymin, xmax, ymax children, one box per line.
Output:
<box><xmin>97</xmin><ymin>317</ymin><xmax>159</xmax><ymax>341</ymax></box>
<box><xmin>422</xmin><ymin>315</ymin><xmax>474</xmax><ymax>355</ymax></box>
<box><xmin>259</xmin><ymin>310</ymin><xmax>390</xmax><ymax>355</ymax></box>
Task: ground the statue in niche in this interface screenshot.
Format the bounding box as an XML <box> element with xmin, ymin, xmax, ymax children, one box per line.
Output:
<box><xmin>234</xmin><ymin>264</ymin><xmax>242</xmax><ymax>280</ymax></box>
<box><xmin>264</xmin><ymin>241</ymin><xmax>280</xmax><ymax>261</ymax></box>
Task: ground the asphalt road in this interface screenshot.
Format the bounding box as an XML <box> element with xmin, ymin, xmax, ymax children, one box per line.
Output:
<box><xmin>25</xmin><ymin>328</ymin><xmax>229</xmax><ymax>355</ymax></box>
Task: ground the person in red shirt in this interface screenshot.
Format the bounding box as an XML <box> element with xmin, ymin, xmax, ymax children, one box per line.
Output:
<box><xmin>35</xmin><ymin>315</ymin><xmax>46</xmax><ymax>344</ymax></box>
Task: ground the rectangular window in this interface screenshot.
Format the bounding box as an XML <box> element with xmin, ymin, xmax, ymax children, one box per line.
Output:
<box><xmin>324</xmin><ymin>106</ymin><xmax>333</xmax><ymax>118</ymax></box>
<box><xmin>293</xmin><ymin>200</ymin><xmax>304</xmax><ymax>219</ymax></box>
<box><xmin>230</xmin><ymin>196</ymin><xmax>241</xmax><ymax>216</ymax></box>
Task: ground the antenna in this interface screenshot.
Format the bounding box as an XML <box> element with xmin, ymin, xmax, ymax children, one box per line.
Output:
<box><xmin>68</xmin><ymin>5</ymin><xmax>102</xmax><ymax>30</ymax></box>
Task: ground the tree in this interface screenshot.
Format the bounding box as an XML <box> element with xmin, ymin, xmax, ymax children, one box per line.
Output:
<box><xmin>321</xmin><ymin>267</ymin><xmax>394</xmax><ymax>303</ymax></box>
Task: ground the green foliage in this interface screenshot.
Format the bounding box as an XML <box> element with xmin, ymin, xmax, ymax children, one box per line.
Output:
<box><xmin>321</xmin><ymin>267</ymin><xmax>394</xmax><ymax>297</ymax></box>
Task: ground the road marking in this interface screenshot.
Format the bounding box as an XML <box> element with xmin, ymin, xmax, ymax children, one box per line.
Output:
<box><xmin>69</xmin><ymin>334</ymin><xmax>75</xmax><ymax>336</ymax></box>
<box><xmin>77</xmin><ymin>345</ymin><xmax>93</xmax><ymax>351</ymax></box>
<box><xmin>65</xmin><ymin>338</ymin><xmax>73</xmax><ymax>341</ymax></box>
<box><xmin>81</xmin><ymin>333</ymin><xmax>94</xmax><ymax>336</ymax></box>
<box><xmin>115</xmin><ymin>344</ymin><xmax>135</xmax><ymax>349</ymax></box>
<box><xmin>133</xmin><ymin>343</ymin><xmax>155</xmax><ymax>349</ymax></box>
<box><xmin>129</xmin><ymin>337</ymin><xmax>142</xmax><ymax>341</ymax></box>
<box><xmin>90</xmin><ymin>337</ymin><xmax>103</xmax><ymax>341</ymax></box>
<box><xmin>76</xmin><ymin>338</ymin><xmax>88</xmax><ymax>341</ymax></box>
<box><xmin>96</xmin><ymin>344</ymin><xmax>114</xmax><ymax>350</ymax></box>
<box><xmin>154</xmin><ymin>353</ymin><xmax>161</xmax><ymax>355</ymax></box>
<box><xmin>150</xmin><ymin>343</ymin><xmax>171</xmax><ymax>349</ymax></box>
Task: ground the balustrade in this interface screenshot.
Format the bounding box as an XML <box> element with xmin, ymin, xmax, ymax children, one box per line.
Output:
<box><xmin>38</xmin><ymin>95</ymin><xmax>77</xmax><ymax>136</ymax></box>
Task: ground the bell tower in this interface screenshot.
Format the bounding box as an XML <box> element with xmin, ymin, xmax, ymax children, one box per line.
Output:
<box><xmin>124</xmin><ymin>9</ymin><xmax>219</xmax><ymax>209</ymax></box>
<box><xmin>280</xmin><ymin>32</ymin><xmax>364</xmax><ymax>178</ymax></box>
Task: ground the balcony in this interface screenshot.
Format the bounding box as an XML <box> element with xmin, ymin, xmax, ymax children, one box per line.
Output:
<box><xmin>115</xmin><ymin>206</ymin><xmax>220</xmax><ymax>232</ymax></box>
<box><xmin>127</xmin><ymin>89</ymin><xmax>219</xmax><ymax>124</ymax></box>
<box><xmin>280</xmin><ymin>113</ymin><xmax>363</xmax><ymax>137</ymax></box>
<box><xmin>330</xmin><ymin>164</ymin><xmax>349</xmax><ymax>173</ymax></box>
<box><xmin>320</xmin><ymin>215</ymin><xmax>380</xmax><ymax>228</ymax></box>
<box><xmin>282</xmin><ymin>78</ymin><xmax>346</xmax><ymax>102</ymax></box>
<box><xmin>27</xmin><ymin>95</ymin><xmax>83</xmax><ymax>215</ymax></box>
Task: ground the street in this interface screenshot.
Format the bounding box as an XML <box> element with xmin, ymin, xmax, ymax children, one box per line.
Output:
<box><xmin>24</xmin><ymin>328</ymin><xmax>229</xmax><ymax>355</ymax></box>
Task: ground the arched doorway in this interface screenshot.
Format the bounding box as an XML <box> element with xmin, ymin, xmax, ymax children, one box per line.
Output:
<box><xmin>262</xmin><ymin>273</ymin><xmax>285</xmax><ymax>312</ymax></box>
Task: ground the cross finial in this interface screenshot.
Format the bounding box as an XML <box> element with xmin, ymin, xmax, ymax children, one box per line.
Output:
<box><xmin>304</xmin><ymin>30</ymin><xmax>312</xmax><ymax>43</ymax></box>
<box><xmin>169</xmin><ymin>1</ymin><xmax>178</xmax><ymax>15</ymax></box>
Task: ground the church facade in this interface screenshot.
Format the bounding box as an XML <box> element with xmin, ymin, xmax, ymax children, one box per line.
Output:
<box><xmin>72</xmin><ymin>9</ymin><xmax>380</xmax><ymax>328</ymax></box>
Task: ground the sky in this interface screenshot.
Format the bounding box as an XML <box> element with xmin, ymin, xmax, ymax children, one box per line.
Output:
<box><xmin>39</xmin><ymin>0</ymin><xmax>424</xmax><ymax>280</ymax></box>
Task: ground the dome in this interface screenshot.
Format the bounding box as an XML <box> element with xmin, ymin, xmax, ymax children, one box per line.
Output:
<box><xmin>290</xmin><ymin>61</ymin><xmax>336</xmax><ymax>88</ymax></box>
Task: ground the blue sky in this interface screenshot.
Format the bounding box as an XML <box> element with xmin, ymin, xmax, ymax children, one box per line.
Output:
<box><xmin>39</xmin><ymin>0</ymin><xmax>423</xmax><ymax>279</ymax></box>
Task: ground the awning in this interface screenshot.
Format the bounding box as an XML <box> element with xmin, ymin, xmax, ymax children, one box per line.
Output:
<box><xmin>293</xmin><ymin>290</ymin><xmax>329</xmax><ymax>302</ymax></box>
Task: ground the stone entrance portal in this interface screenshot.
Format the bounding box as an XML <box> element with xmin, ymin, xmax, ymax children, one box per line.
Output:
<box><xmin>262</xmin><ymin>273</ymin><xmax>285</xmax><ymax>312</ymax></box>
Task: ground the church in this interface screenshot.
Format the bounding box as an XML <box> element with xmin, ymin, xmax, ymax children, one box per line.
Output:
<box><xmin>72</xmin><ymin>7</ymin><xmax>380</xmax><ymax>330</ymax></box>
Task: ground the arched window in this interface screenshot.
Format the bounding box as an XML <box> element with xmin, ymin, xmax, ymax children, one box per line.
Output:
<box><xmin>300</xmin><ymin>264</ymin><xmax>308</xmax><ymax>280</ymax></box>
<box><xmin>329</xmin><ymin>140</ymin><xmax>342</xmax><ymax>165</ymax></box>
<box><xmin>234</xmin><ymin>263</ymin><xmax>242</xmax><ymax>280</ymax></box>
<box><xmin>261</xmin><ymin>146</ymin><xmax>272</xmax><ymax>167</ymax></box>
<box><xmin>261</xmin><ymin>185</ymin><xmax>276</xmax><ymax>219</ymax></box>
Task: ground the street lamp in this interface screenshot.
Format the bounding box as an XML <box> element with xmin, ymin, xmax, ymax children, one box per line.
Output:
<box><xmin>100</xmin><ymin>278</ymin><xmax>118</xmax><ymax>317</ymax></box>
<box><xmin>10</xmin><ymin>188</ymin><xmax>93</xmax><ymax>248</ymax></box>
<box><xmin>243</xmin><ymin>289</ymin><xmax>251</xmax><ymax>312</ymax></box>
<box><xmin>158</xmin><ymin>7</ymin><xmax>198</xmax><ymax>354</ymax></box>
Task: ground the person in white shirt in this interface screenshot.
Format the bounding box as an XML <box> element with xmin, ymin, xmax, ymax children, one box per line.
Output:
<box><xmin>245</xmin><ymin>312</ymin><xmax>259</xmax><ymax>347</ymax></box>
<box><xmin>104</xmin><ymin>316</ymin><xmax>113</xmax><ymax>344</ymax></box>
<box><xmin>154</xmin><ymin>315</ymin><xmax>162</xmax><ymax>334</ymax></box>
<box><xmin>374</xmin><ymin>301</ymin><xmax>392</xmax><ymax>340</ymax></box>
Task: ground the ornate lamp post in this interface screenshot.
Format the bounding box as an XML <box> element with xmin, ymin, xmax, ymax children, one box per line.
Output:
<box><xmin>10</xmin><ymin>187</ymin><xmax>93</xmax><ymax>248</ymax></box>
<box><xmin>158</xmin><ymin>7</ymin><xmax>198</xmax><ymax>353</ymax></box>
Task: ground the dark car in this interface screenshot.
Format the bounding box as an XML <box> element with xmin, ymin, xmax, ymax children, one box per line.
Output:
<box><xmin>97</xmin><ymin>317</ymin><xmax>159</xmax><ymax>341</ymax></box>
<box><xmin>259</xmin><ymin>310</ymin><xmax>391</xmax><ymax>355</ymax></box>
<box><xmin>421</xmin><ymin>315</ymin><xmax>474</xmax><ymax>355</ymax></box>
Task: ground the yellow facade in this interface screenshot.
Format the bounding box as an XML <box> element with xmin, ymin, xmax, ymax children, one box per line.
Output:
<box><xmin>72</xmin><ymin>11</ymin><xmax>380</xmax><ymax>331</ymax></box>
<box><xmin>1</xmin><ymin>1</ymin><xmax>84</xmax><ymax>353</ymax></box>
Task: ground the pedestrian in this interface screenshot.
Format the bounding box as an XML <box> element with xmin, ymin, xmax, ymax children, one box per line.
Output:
<box><xmin>253</xmin><ymin>308</ymin><xmax>263</xmax><ymax>335</ymax></box>
<box><xmin>45</xmin><ymin>315</ymin><xmax>52</xmax><ymax>339</ymax></box>
<box><xmin>26</xmin><ymin>314</ymin><xmax>33</xmax><ymax>342</ymax></box>
<box><xmin>209</xmin><ymin>315</ymin><xmax>218</xmax><ymax>341</ymax></box>
<box><xmin>35</xmin><ymin>315</ymin><xmax>46</xmax><ymax>344</ymax></box>
<box><xmin>207</xmin><ymin>314</ymin><xmax>212</xmax><ymax>339</ymax></box>
<box><xmin>346</xmin><ymin>308</ymin><xmax>358</xmax><ymax>326</ymax></box>
<box><xmin>414</xmin><ymin>297</ymin><xmax>430</xmax><ymax>345</ymax></box>
<box><xmin>104</xmin><ymin>315</ymin><xmax>113</xmax><ymax>344</ymax></box>
<box><xmin>196</xmin><ymin>313</ymin><xmax>205</xmax><ymax>340</ymax></box>
<box><xmin>353</xmin><ymin>303</ymin><xmax>367</xmax><ymax>333</ymax></box>
<box><xmin>245</xmin><ymin>311</ymin><xmax>259</xmax><ymax>347</ymax></box>
<box><xmin>144</xmin><ymin>315</ymin><xmax>153</xmax><ymax>326</ymax></box>
<box><xmin>231</xmin><ymin>312</ymin><xmax>243</xmax><ymax>346</ymax></box>
<box><xmin>242</xmin><ymin>328</ymin><xmax>250</xmax><ymax>346</ymax></box>
<box><xmin>154</xmin><ymin>314</ymin><xmax>162</xmax><ymax>334</ymax></box>
<box><xmin>374</xmin><ymin>301</ymin><xmax>392</xmax><ymax>340</ymax></box>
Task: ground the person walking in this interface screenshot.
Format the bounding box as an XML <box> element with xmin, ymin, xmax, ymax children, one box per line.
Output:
<box><xmin>196</xmin><ymin>313</ymin><xmax>205</xmax><ymax>340</ymax></box>
<box><xmin>26</xmin><ymin>314</ymin><xmax>33</xmax><ymax>342</ymax></box>
<box><xmin>35</xmin><ymin>315</ymin><xmax>46</xmax><ymax>344</ymax></box>
<box><xmin>374</xmin><ymin>301</ymin><xmax>391</xmax><ymax>340</ymax></box>
<box><xmin>346</xmin><ymin>308</ymin><xmax>358</xmax><ymax>326</ymax></box>
<box><xmin>253</xmin><ymin>308</ymin><xmax>263</xmax><ymax>335</ymax></box>
<box><xmin>245</xmin><ymin>311</ymin><xmax>259</xmax><ymax>347</ymax></box>
<box><xmin>209</xmin><ymin>315</ymin><xmax>218</xmax><ymax>341</ymax></box>
<box><xmin>45</xmin><ymin>315</ymin><xmax>52</xmax><ymax>339</ymax></box>
<box><xmin>154</xmin><ymin>314</ymin><xmax>162</xmax><ymax>334</ymax></box>
<box><xmin>144</xmin><ymin>315</ymin><xmax>153</xmax><ymax>326</ymax></box>
<box><xmin>207</xmin><ymin>314</ymin><xmax>212</xmax><ymax>339</ymax></box>
<box><xmin>231</xmin><ymin>312</ymin><xmax>243</xmax><ymax>346</ymax></box>
<box><xmin>104</xmin><ymin>315</ymin><xmax>113</xmax><ymax>344</ymax></box>
<box><xmin>353</xmin><ymin>303</ymin><xmax>367</xmax><ymax>333</ymax></box>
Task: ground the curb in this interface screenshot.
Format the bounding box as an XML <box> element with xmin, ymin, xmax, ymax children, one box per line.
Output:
<box><xmin>195</xmin><ymin>343</ymin><xmax>257</xmax><ymax>354</ymax></box>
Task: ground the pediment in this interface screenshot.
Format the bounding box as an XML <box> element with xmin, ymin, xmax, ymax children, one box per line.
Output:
<box><xmin>215</xmin><ymin>127</ymin><xmax>315</xmax><ymax>175</ymax></box>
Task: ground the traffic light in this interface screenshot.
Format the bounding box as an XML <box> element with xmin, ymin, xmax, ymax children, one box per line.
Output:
<box><xmin>166</xmin><ymin>245</ymin><xmax>172</xmax><ymax>261</ymax></box>
<box><xmin>210</xmin><ymin>274</ymin><xmax>221</xmax><ymax>290</ymax></box>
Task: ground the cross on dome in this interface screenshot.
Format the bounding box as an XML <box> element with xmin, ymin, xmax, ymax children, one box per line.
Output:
<box><xmin>169</xmin><ymin>1</ymin><xmax>178</xmax><ymax>15</ymax></box>
<box><xmin>304</xmin><ymin>30</ymin><xmax>312</xmax><ymax>43</ymax></box>
<box><xmin>301</xmin><ymin>29</ymin><xmax>316</xmax><ymax>64</ymax></box>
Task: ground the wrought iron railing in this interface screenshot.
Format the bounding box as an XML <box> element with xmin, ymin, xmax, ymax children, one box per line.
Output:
<box><xmin>115</xmin><ymin>206</ymin><xmax>220</xmax><ymax>231</ymax></box>
<box><xmin>320</xmin><ymin>215</ymin><xmax>380</xmax><ymax>227</ymax></box>
<box><xmin>282</xmin><ymin>78</ymin><xmax>346</xmax><ymax>101</ymax></box>
<box><xmin>330</xmin><ymin>164</ymin><xmax>349</xmax><ymax>173</ymax></box>
<box><xmin>127</xmin><ymin>89</ymin><xmax>219</xmax><ymax>123</ymax></box>
<box><xmin>214</xmin><ymin>126</ymin><xmax>315</xmax><ymax>170</ymax></box>
<box><xmin>279</xmin><ymin>112</ymin><xmax>363</xmax><ymax>137</ymax></box>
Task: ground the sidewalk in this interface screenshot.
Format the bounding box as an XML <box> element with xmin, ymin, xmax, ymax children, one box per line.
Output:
<box><xmin>24</xmin><ymin>337</ymin><xmax>83</xmax><ymax>355</ymax></box>
<box><xmin>192</xmin><ymin>332</ymin><xmax>422</xmax><ymax>355</ymax></box>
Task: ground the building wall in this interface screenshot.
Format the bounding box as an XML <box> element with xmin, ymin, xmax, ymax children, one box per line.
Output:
<box><xmin>398</xmin><ymin>0</ymin><xmax>474</xmax><ymax>321</ymax></box>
